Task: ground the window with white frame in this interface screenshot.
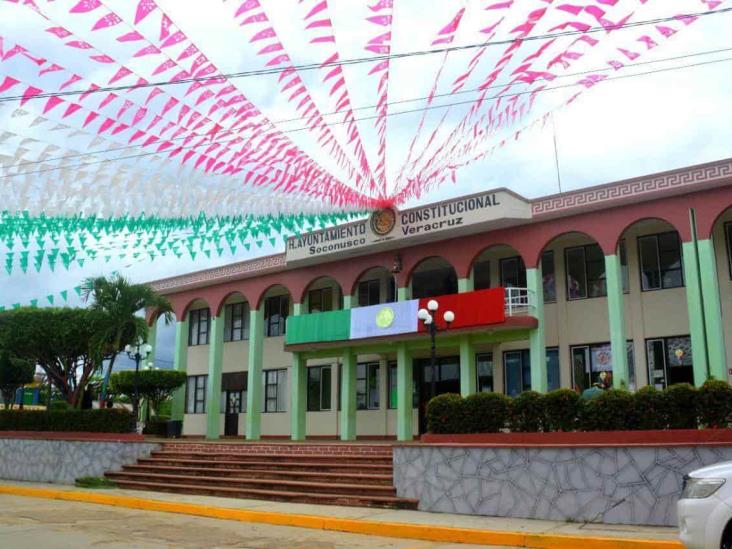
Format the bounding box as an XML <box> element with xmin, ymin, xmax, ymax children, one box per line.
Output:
<box><xmin>264</xmin><ymin>295</ymin><xmax>289</xmax><ymax>337</ymax></box>
<box><xmin>188</xmin><ymin>308</ymin><xmax>210</xmax><ymax>346</ymax></box>
<box><xmin>565</xmin><ymin>244</ymin><xmax>606</xmax><ymax>300</ymax></box>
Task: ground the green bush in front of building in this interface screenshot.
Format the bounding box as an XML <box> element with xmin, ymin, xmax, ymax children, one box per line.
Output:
<box><xmin>0</xmin><ymin>409</ymin><xmax>133</xmax><ymax>433</ymax></box>
<box><xmin>543</xmin><ymin>389</ymin><xmax>580</xmax><ymax>432</ymax></box>
<box><xmin>508</xmin><ymin>391</ymin><xmax>544</xmax><ymax>432</ymax></box>
<box><xmin>425</xmin><ymin>381</ymin><xmax>731</xmax><ymax>434</ymax></box>
<box><xmin>464</xmin><ymin>392</ymin><xmax>510</xmax><ymax>433</ymax></box>
<box><xmin>698</xmin><ymin>379</ymin><xmax>732</xmax><ymax>428</ymax></box>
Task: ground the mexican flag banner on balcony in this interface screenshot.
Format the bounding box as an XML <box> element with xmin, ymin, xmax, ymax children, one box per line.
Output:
<box><xmin>286</xmin><ymin>289</ymin><xmax>505</xmax><ymax>346</ymax></box>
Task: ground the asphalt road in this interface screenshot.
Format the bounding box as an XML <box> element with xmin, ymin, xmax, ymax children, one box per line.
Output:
<box><xmin>0</xmin><ymin>494</ymin><xmax>516</xmax><ymax>548</ymax></box>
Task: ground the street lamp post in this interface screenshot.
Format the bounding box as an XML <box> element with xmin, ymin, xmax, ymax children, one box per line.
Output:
<box><xmin>124</xmin><ymin>339</ymin><xmax>153</xmax><ymax>432</ymax></box>
<box><xmin>418</xmin><ymin>299</ymin><xmax>455</xmax><ymax>401</ymax></box>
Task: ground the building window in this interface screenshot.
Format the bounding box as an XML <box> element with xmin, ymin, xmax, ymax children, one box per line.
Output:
<box><xmin>185</xmin><ymin>375</ymin><xmax>207</xmax><ymax>414</ymax></box>
<box><xmin>308</xmin><ymin>287</ymin><xmax>333</xmax><ymax>313</ymax></box>
<box><xmin>638</xmin><ymin>232</ymin><xmax>683</xmax><ymax>291</ymax></box>
<box><xmin>412</xmin><ymin>267</ymin><xmax>458</xmax><ymax>298</ymax></box>
<box><xmin>188</xmin><ymin>308</ymin><xmax>210</xmax><ymax>346</ymax></box>
<box><xmin>474</xmin><ymin>260</ymin><xmax>491</xmax><ymax>290</ymax></box>
<box><xmin>357</xmin><ymin>362</ymin><xmax>380</xmax><ymax>410</ymax></box>
<box><xmin>500</xmin><ymin>256</ymin><xmax>526</xmax><ymax>288</ymax></box>
<box><xmin>565</xmin><ymin>244</ymin><xmax>606</xmax><ymax>300</ymax></box>
<box><xmin>646</xmin><ymin>335</ymin><xmax>693</xmax><ymax>389</ymax></box>
<box><xmin>541</xmin><ymin>251</ymin><xmax>556</xmax><ymax>303</ymax></box>
<box><xmin>726</xmin><ymin>222</ymin><xmax>732</xmax><ymax>279</ymax></box>
<box><xmin>358</xmin><ymin>279</ymin><xmax>381</xmax><ymax>306</ymax></box>
<box><xmin>263</xmin><ymin>369</ymin><xmax>287</xmax><ymax>412</ymax></box>
<box><xmin>476</xmin><ymin>353</ymin><xmax>493</xmax><ymax>392</ymax></box>
<box><xmin>220</xmin><ymin>390</ymin><xmax>245</xmax><ymax>414</ymax></box>
<box><xmin>264</xmin><ymin>295</ymin><xmax>289</xmax><ymax>337</ymax></box>
<box><xmin>388</xmin><ymin>361</ymin><xmax>397</xmax><ymax>409</ymax></box>
<box><xmin>571</xmin><ymin>341</ymin><xmax>635</xmax><ymax>392</ymax></box>
<box><xmin>307</xmin><ymin>366</ymin><xmax>332</xmax><ymax>411</ymax></box>
<box><xmin>504</xmin><ymin>350</ymin><xmax>531</xmax><ymax>397</ymax></box>
<box><xmin>546</xmin><ymin>347</ymin><xmax>560</xmax><ymax>391</ymax></box>
<box><xmin>224</xmin><ymin>302</ymin><xmax>249</xmax><ymax>342</ymax></box>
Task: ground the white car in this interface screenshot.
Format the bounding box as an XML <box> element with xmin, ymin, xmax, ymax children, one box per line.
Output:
<box><xmin>678</xmin><ymin>461</ymin><xmax>732</xmax><ymax>549</ymax></box>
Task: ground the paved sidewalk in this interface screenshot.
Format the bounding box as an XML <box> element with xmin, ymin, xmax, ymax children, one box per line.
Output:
<box><xmin>0</xmin><ymin>480</ymin><xmax>681</xmax><ymax>548</ymax></box>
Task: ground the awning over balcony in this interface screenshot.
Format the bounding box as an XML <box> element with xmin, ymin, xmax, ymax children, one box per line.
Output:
<box><xmin>286</xmin><ymin>288</ymin><xmax>511</xmax><ymax>346</ymax></box>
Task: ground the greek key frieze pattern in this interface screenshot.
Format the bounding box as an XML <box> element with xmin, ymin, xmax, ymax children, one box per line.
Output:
<box><xmin>532</xmin><ymin>160</ymin><xmax>732</xmax><ymax>215</ymax></box>
<box><xmin>150</xmin><ymin>254</ymin><xmax>286</xmax><ymax>292</ymax></box>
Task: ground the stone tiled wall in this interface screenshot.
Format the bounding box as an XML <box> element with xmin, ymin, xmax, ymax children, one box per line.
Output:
<box><xmin>0</xmin><ymin>439</ymin><xmax>160</xmax><ymax>485</ymax></box>
<box><xmin>393</xmin><ymin>445</ymin><xmax>732</xmax><ymax>526</ymax></box>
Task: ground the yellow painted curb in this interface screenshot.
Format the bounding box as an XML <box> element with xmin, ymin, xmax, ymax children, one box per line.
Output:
<box><xmin>0</xmin><ymin>484</ymin><xmax>682</xmax><ymax>549</ymax></box>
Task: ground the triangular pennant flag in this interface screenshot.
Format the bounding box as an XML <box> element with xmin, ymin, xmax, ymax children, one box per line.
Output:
<box><xmin>47</xmin><ymin>295</ymin><xmax>54</xmax><ymax>305</ymax></box>
<box><xmin>60</xmin><ymin>290</ymin><xmax>68</xmax><ymax>301</ymax></box>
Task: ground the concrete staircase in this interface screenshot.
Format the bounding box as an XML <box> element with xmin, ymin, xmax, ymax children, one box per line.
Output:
<box><xmin>105</xmin><ymin>442</ymin><xmax>418</xmax><ymax>509</ymax></box>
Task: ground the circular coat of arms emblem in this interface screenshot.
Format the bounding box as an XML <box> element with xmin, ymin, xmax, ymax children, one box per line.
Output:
<box><xmin>370</xmin><ymin>208</ymin><xmax>396</xmax><ymax>236</ymax></box>
<box><xmin>375</xmin><ymin>306</ymin><xmax>395</xmax><ymax>328</ymax></box>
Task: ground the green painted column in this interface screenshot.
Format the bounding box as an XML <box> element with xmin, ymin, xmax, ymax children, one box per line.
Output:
<box><xmin>396</xmin><ymin>343</ymin><xmax>413</xmax><ymax>441</ymax></box>
<box><xmin>459</xmin><ymin>335</ymin><xmax>476</xmax><ymax>396</ymax></box>
<box><xmin>290</xmin><ymin>352</ymin><xmax>306</xmax><ymax>440</ymax></box>
<box><xmin>170</xmin><ymin>319</ymin><xmax>188</xmax><ymax>422</ymax></box>
<box><xmin>397</xmin><ymin>286</ymin><xmax>410</xmax><ymax>301</ymax></box>
<box><xmin>205</xmin><ymin>315</ymin><xmax>224</xmax><ymax>440</ymax></box>
<box><xmin>245</xmin><ymin>307</ymin><xmax>264</xmax><ymax>439</ymax></box>
<box><xmin>527</xmin><ymin>267</ymin><xmax>547</xmax><ymax>392</ymax></box>
<box><xmin>458</xmin><ymin>276</ymin><xmax>474</xmax><ymax>293</ymax></box>
<box><xmin>293</xmin><ymin>302</ymin><xmax>302</xmax><ymax>316</ymax></box>
<box><xmin>340</xmin><ymin>348</ymin><xmax>356</xmax><ymax>441</ymax></box>
<box><xmin>343</xmin><ymin>294</ymin><xmax>353</xmax><ymax>309</ymax></box>
<box><xmin>698</xmin><ymin>239</ymin><xmax>728</xmax><ymax>379</ymax></box>
<box><xmin>605</xmin><ymin>254</ymin><xmax>629</xmax><ymax>389</ymax></box>
<box><xmin>682</xmin><ymin>240</ymin><xmax>709</xmax><ymax>385</ymax></box>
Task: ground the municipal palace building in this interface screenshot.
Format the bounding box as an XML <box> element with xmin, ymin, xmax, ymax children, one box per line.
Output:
<box><xmin>147</xmin><ymin>158</ymin><xmax>732</xmax><ymax>441</ymax></box>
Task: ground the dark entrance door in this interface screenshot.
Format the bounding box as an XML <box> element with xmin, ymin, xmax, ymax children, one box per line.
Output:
<box><xmin>224</xmin><ymin>391</ymin><xmax>241</xmax><ymax>436</ymax></box>
<box><xmin>414</xmin><ymin>356</ymin><xmax>460</xmax><ymax>434</ymax></box>
<box><xmin>221</xmin><ymin>372</ymin><xmax>246</xmax><ymax>437</ymax></box>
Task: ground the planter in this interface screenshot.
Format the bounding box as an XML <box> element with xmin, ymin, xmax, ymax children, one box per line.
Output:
<box><xmin>417</xmin><ymin>428</ymin><xmax>732</xmax><ymax>447</ymax></box>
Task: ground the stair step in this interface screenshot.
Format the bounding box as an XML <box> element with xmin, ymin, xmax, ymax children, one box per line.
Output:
<box><xmin>106</xmin><ymin>471</ymin><xmax>396</xmax><ymax>496</ymax></box>
<box><xmin>121</xmin><ymin>464</ymin><xmax>393</xmax><ymax>485</ymax></box>
<box><xmin>111</xmin><ymin>479</ymin><xmax>419</xmax><ymax>509</ymax></box>
<box><xmin>150</xmin><ymin>451</ymin><xmax>392</xmax><ymax>464</ymax></box>
<box><xmin>160</xmin><ymin>444</ymin><xmax>394</xmax><ymax>457</ymax></box>
<box><xmin>138</xmin><ymin>457</ymin><xmax>393</xmax><ymax>474</ymax></box>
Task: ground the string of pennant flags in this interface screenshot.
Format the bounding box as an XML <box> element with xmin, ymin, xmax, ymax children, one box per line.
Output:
<box><xmin>0</xmin><ymin>285</ymin><xmax>84</xmax><ymax>312</ymax></box>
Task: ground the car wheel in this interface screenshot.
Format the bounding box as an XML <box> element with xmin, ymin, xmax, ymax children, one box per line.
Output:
<box><xmin>722</xmin><ymin>520</ymin><xmax>732</xmax><ymax>549</ymax></box>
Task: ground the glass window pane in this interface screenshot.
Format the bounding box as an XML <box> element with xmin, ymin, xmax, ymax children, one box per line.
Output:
<box><xmin>566</xmin><ymin>248</ymin><xmax>587</xmax><ymax>299</ymax></box>
<box><xmin>368</xmin><ymin>364</ymin><xmax>380</xmax><ymax>409</ymax></box>
<box><xmin>546</xmin><ymin>348</ymin><xmax>560</xmax><ymax>391</ymax></box>
<box><xmin>639</xmin><ymin>236</ymin><xmax>661</xmax><ymax>290</ymax></box>
<box><xmin>321</xmin><ymin>367</ymin><xmax>331</xmax><ymax>410</ymax></box>
<box><xmin>277</xmin><ymin>370</ymin><xmax>287</xmax><ymax>411</ymax></box>
<box><xmin>474</xmin><ymin>260</ymin><xmax>490</xmax><ymax>290</ymax></box>
<box><xmin>224</xmin><ymin>305</ymin><xmax>233</xmax><ymax>342</ymax></box>
<box><xmin>626</xmin><ymin>341</ymin><xmax>636</xmax><ymax>391</ymax></box>
<box><xmin>586</xmin><ymin>245</ymin><xmax>607</xmax><ymax>298</ymax></box>
<box><xmin>186</xmin><ymin>377</ymin><xmax>195</xmax><ymax>413</ymax></box>
<box><xmin>476</xmin><ymin>353</ymin><xmax>493</xmax><ymax>392</ymax></box>
<box><xmin>388</xmin><ymin>363</ymin><xmax>397</xmax><ymax>409</ymax></box>
<box><xmin>307</xmin><ymin>367</ymin><xmax>320</xmax><ymax>411</ymax></box>
<box><xmin>504</xmin><ymin>352</ymin><xmax>523</xmax><ymax>397</ymax></box>
<box><xmin>500</xmin><ymin>258</ymin><xmax>517</xmax><ymax>287</ymax></box>
<box><xmin>619</xmin><ymin>241</ymin><xmax>630</xmax><ymax>293</ymax></box>
<box><xmin>541</xmin><ymin>252</ymin><xmax>556</xmax><ymax>302</ymax></box>
<box><xmin>646</xmin><ymin>339</ymin><xmax>667</xmax><ymax>389</ymax></box>
<box><xmin>572</xmin><ymin>347</ymin><xmax>590</xmax><ymax>392</ymax></box>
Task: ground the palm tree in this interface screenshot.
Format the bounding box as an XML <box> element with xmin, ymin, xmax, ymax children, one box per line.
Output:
<box><xmin>81</xmin><ymin>274</ymin><xmax>173</xmax><ymax>403</ymax></box>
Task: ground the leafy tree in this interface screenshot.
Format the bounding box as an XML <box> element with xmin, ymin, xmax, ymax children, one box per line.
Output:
<box><xmin>0</xmin><ymin>351</ymin><xmax>35</xmax><ymax>410</ymax></box>
<box><xmin>110</xmin><ymin>370</ymin><xmax>186</xmax><ymax>417</ymax></box>
<box><xmin>0</xmin><ymin>308</ymin><xmax>105</xmax><ymax>407</ymax></box>
<box><xmin>81</xmin><ymin>274</ymin><xmax>173</xmax><ymax>401</ymax></box>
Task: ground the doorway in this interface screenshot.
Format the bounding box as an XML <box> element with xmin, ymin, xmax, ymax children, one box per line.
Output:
<box><xmin>221</xmin><ymin>372</ymin><xmax>246</xmax><ymax>437</ymax></box>
<box><xmin>413</xmin><ymin>356</ymin><xmax>460</xmax><ymax>433</ymax></box>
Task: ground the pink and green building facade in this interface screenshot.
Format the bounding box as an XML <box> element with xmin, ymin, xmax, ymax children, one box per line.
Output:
<box><xmin>147</xmin><ymin>157</ymin><xmax>732</xmax><ymax>441</ymax></box>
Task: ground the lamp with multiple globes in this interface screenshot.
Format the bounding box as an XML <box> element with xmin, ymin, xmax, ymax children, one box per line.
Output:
<box><xmin>124</xmin><ymin>339</ymin><xmax>153</xmax><ymax>432</ymax></box>
<box><xmin>417</xmin><ymin>299</ymin><xmax>455</xmax><ymax>404</ymax></box>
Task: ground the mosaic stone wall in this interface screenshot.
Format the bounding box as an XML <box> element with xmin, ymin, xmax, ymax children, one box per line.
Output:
<box><xmin>0</xmin><ymin>439</ymin><xmax>159</xmax><ymax>485</ymax></box>
<box><xmin>393</xmin><ymin>445</ymin><xmax>732</xmax><ymax>526</ymax></box>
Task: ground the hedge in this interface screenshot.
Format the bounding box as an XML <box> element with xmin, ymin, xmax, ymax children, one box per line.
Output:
<box><xmin>0</xmin><ymin>409</ymin><xmax>134</xmax><ymax>433</ymax></box>
<box><xmin>426</xmin><ymin>380</ymin><xmax>730</xmax><ymax>434</ymax></box>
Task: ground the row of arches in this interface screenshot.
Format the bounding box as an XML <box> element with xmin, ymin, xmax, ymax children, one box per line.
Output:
<box><xmin>149</xmin><ymin>188</ymin><xmax>732</xmax><ymax>324</ymax></box>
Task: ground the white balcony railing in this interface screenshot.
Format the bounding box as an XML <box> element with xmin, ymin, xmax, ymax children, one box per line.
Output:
<box><xmin>504</xmin><ymin>287</ymin><xmax>536</xmax><ymax>317</ymax></box>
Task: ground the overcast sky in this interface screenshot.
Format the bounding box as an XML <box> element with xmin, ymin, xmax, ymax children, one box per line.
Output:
<box><xmin>1</xmin><ymin>0</ymin><xmax>731</xmax><ymax>365</ymax></box>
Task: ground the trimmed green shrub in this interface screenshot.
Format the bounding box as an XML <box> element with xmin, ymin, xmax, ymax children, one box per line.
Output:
<box><xmin>75</xmin><ymin>476</ymin><xmax>116</xmax><ymax>489</ymax></box>
<box><xmin>698</xmin><ymin>380</ymin><xmax>732</xmax><ymax>428</ymax></box>
<box><xmin>49</xmin><ymin>400</ymin><xmax>71</xmax><ymax>411</ymax></box>
<box><xmin>578</xmin><ymin>390</ymin><xmax>634</xmax><ymax>431</ymax></box>
<box><xmin>0</xmin><ymin>409</ymin><xmax>133</xmax><ymax>433</ymax></box>
<box><xmin>427</xmin><ymin>393</ymin><xmax>466</xmax><ymax>434</ymax></box>
<box><xmin>464</xmin><ymin>392</ymin><xmax>510</xmax><ymax>433</ymax></box>
<box><xmin>543</xmin><ymin>389</ymin><xmax>580</xmax><ymax>432</ymax></box>
<box><xmin>633</xmin><ymin>386</ymin><xmax>667</xmax><ymax>430</ymax></box>
<box><xmin>508</xmin><ymin>391</ymin><xmax>544</xmax><ymax>432</ymax></box>
<box><xmin>662</xmin><ymin>383</ymin><xmax>699</xmax><ymax>430</ymax></box>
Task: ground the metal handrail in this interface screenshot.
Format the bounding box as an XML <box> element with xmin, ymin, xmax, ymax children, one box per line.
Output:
<box><xmin>504</xmin><ymin>287</ymin><xmax>535</xmax><ymax>316</ymax></box>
